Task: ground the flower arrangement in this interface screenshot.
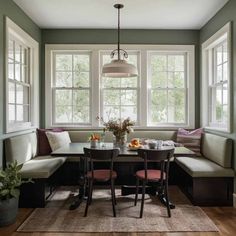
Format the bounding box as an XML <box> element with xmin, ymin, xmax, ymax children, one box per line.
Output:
<box><xmin>98</xmin><ymin>117</ymin><xmax>135</xmax><ymax>137</ymax></box>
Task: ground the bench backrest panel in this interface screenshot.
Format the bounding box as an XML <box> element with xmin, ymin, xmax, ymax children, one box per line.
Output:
<box><xmin>68</xmin><ymin>130</ymin><xmax>177</xmax><ymax>142</ymax></box>
<box><xmin>5</xmin><ymin>132</ymin><xmax>38</xmax><ymax>164</ymax></box>
<box><xmin>202</xmin><ymin>133</ymin><xmax>232</xmax><ymax>168</ymax></box>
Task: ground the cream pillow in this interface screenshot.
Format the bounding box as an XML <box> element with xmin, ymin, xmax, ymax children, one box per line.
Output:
<box><xmin>45</xmin><ymin>131</ymin><xmax>71</xmax><ymax>151</ymax></box>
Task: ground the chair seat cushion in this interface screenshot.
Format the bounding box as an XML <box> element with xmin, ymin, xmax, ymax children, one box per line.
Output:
<box><xmin>20</xmin><ymin>155</ymin><xmax>66</xmax><ymax>179</ymax></box>
<box><xmin>86</xmin><ymin>169</ymin><xmax>117</xmax><ymax>181</ymax></box>
<box><xmin>175</xmin><ymin>156</ymin><xmax>235</xmax><ymax>177</ymax></box>
<box><xmin>136</xmin><ymin>169</ymin><xmax>166</xmax><ymax>180</ymax></box>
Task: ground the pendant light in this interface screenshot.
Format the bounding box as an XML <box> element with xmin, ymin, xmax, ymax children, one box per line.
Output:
<box><xmin>101</xmin><ymin>4</ymin><xmax>138</xmax><ymax>78</ymax></box>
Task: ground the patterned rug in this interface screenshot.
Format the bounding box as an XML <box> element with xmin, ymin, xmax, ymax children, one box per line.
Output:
<box><xmin>17</xmin><ymin>186</ymin><xmax>218</xmax><ymax>233</ymax></box>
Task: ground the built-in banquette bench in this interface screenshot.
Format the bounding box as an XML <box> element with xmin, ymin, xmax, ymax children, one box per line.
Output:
<box><xmin>4</xmin><ymin>130</ymin><xmax>235</xmax><ymax>207</ymax></box>
<box><xmin>4</xmin><ymin>132</ymin><xmax>66</xmax><ymax>207</ymax></box>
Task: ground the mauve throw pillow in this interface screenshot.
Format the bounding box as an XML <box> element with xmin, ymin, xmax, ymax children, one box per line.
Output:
<box><xmin>37</xmin><ymin>128</ymin><xmax>63</xmax><ymax>156</ymax></box>
<box><xmin>177</xmin><ymin>128</ymin><xmax>204</xmax><ymax>156</ymax></box>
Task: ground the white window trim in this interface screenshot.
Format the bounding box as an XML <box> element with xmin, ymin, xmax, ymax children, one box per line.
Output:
<box><xmin>45</xmin><ymin>44</ymin><xmax>195</xmax><ymax>129</ymax></box>
<box><xmin>5</xmin><ymin>17</ymin><xmax>39</xmax><ymax>133</ymax></box>
<box><xmin>201</xmin><ymin>22</ymin><xmax>231</xmax><ymax>133</ymax></box>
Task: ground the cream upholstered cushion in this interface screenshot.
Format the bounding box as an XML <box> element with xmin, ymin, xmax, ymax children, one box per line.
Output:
<box><xmin>46</xmin><ymin>131</ymin><xmax>71</xmax><ymax>151</ymax></box>
<box><xmin>5</xmin><ymin>132</ymin><xmax>38</xmax><ymax>164</ymax></box>
<box><xmin>20</xmin><ymin>155</ymin><xmax>66</xmax><ymax>179</ymax></box>
<box><xmin>175</xmin><ymin>156</ymin><xmax>234</xmax><ymax>178</ymax></box>
<box><xmin>202</xmin><ymin>133</ymin><xmax>232</xmax><ymax>168</ymax></box>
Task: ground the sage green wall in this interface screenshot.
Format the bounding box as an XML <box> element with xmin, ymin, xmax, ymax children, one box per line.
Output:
<box><xmin>41</xmin><ymin>29</ymin><xmax>200</xmax><ymax>128</ymax></box>
<box><xmin>200</xmin><ymin>0</ymin><xmax>236</xmax><ymax>189</ymax></box>
<box><xmin>0</xmin><ymin>0</ymin><xmax>41</xmax><ymax>168</ymax></box>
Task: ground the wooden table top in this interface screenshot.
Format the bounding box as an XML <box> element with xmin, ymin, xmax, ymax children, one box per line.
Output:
<box><xmin>51</xmin><ymin>142</ymin><xmax>195</xmax><ymax>162</ymax></box>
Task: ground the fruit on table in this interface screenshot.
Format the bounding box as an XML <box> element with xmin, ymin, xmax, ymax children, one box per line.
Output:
<box><xmin>129</xmin><ymin>138</ymin><xmax>141</xmax><ymax>147</ymax></box>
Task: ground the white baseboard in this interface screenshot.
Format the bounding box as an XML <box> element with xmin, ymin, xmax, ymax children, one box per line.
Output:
<box><xmin>233</xmin><ymin>193</ymin><xmax>236</xmax><ymax>208</ymax></box>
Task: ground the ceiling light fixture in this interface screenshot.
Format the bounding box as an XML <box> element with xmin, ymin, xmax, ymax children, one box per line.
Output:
<box><xmin>101</xmin><ymin>4</ymin><xmax>138</xmax><ymax>78</ymax></box>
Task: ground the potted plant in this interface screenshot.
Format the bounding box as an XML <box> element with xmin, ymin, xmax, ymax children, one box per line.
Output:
<box><xmin>0</xmin><ymin>161</ymin><xmax>29</xmax><ymax>227</ymax></box>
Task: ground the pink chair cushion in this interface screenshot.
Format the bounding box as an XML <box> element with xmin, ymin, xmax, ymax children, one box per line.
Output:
<box><xmin>136</xmin><ymin>169</ymin><xmax>166</xmax><ymax>181</ymax></box>
<box><xmin>87</xmin><ymin>169</ymin><xmax>117</xmax><ymax>181</ymax></box>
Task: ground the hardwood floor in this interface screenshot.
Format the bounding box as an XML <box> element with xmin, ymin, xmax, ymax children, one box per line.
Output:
<box><xmin>0</xmin><ymin>206</ymin><xmax>235</xmax><ymax>236</ymax></box>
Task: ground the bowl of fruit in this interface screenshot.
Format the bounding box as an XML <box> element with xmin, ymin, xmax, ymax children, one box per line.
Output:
<box><xmin>128</xmin><ymin>138</ymin><xmax>143</xmax><ymax>150</ymax></box>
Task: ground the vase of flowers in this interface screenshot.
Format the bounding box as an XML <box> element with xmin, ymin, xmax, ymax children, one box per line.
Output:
<box><xmin>99</xmin><ymin>117</ymin><xmax>135</xmax><ymax>148</ymax></box>
<box><xmin>88</xmin><ymin>133</ymin><xmax>100</xmax><ymax>148</ymax></box>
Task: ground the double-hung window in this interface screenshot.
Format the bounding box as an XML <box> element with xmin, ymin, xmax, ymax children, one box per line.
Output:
<box><xmin>210</xmin><ymin>41</ymin><xmax>228</xmax><ymax>126</ymax></box>
<box><xmin>202</xmin><ymin>22</ymin><xmax>231</xmax><ymax>132</ymax></box>
<box><xmin>8</xmin><ymin>38</ymin><xmax>30</xmax><ymax>125</ymax></box>
<box><xmin>6</xmin><ymin>17</ymin><xmax>39</xmax><ymax>133</ymax></box>
<box><xmin>52</xmin><ymin>52</ymin><xmax>91</xmax><ymax>125</ymax></box>
<box><xmin>148</xmin><ymin>52</ymin><xmax>188</xmax><ymax>126</ymax></box>
<box><xmin>100</xmin><ymin>52</ymin><xmax>139</xmax><ymax>123</ymax></box>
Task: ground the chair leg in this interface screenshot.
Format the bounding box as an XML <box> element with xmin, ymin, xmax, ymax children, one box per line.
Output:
<box><xmin>111</xmin><ymin>179</ymin><xmax>116</xmax><ymax>217</ymax></box>
<box><xmin>165</xmin><ymin>180</ymin><xmax>171</xmax><ymax>217</ymax></box>
<box><xmin>113</xmin><ymin>179</ymin><xmax>117</xmax><ymax>205</ymax></box>
<box><xmin>89</xmin><ymin>180</ymin><xmax>94</xmax><ymax>205</ymax></box>
<box><xmin>84</xmin><ymin>179</ymin><xmax>91</xmax><ymax>217</ymax></box>
<box><xmin>134</xmin><ymin>178</ymin><xmax>139</xmax><ymax>206</ymax></box>
<box><xmin>140</xmin><ymin>180</ymin><xmax>146</xmax><ymax>218</ymax></box>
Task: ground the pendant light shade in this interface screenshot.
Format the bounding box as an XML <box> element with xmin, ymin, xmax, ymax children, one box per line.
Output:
<box><xmin>102</xmin><ymin>4</ymin><xmax>138</xmax><ymax>78</ymax></box>
<box><xmin>102</xmin><ymin>59</ymin><xmax>138</xmax><ymax>78</ymax></box>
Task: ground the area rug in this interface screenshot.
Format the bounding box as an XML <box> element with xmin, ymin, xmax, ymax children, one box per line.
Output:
<box><xmin>17</xmin><ymin>186</ymin><xmax>218</xmax><ymax>233</ymax></box>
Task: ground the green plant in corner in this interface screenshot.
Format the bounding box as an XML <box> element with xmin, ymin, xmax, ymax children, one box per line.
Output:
<box><xmin>0</xmin><ymin>161</ymin><xmax>31</xmax><ymax>200</ymax></box>
<box><xmin>0</xmin><ymin>161</ymin><xmax>32</xmax><ymax>227</ymax></box>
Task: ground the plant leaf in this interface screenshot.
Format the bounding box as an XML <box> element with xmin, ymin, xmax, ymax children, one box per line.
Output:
<box><xmin>10</xmin><ymin>188</ymin><xmax>20</xmax><ymax>198</ymax></box>
<box><xmin>16</xmin><ymin>164</ymin><xmax>23</xmax><ymax>171</ymax></box>
<box><xmin>0</xmin><ymin>189</ymin><xmax>9</xmax><ymax>196</ymax></box>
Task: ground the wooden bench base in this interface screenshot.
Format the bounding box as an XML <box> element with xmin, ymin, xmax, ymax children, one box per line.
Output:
<box><xmin>175</xmin><ymin>164</ymin><xmax>233</xmax><ymax>206</ymax></box>
<box><xmin>19</xmin><ymin>166</ymin><xmax>63</xmax><ymax>208</ymax></box>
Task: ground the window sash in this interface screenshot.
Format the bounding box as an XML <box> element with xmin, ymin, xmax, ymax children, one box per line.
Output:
<box><xmin>148</xmin><ymin>52</ymin><xmax>188</xmax><ymax>126</ymax></box>
<box><xmin>52</xmin><ymin>87</ymin><xmax>91</xmax><ymax>125</ymax></box>
<box><xmin>52</xmin><ymin>52</ymin><xmax>91</xmax><ymax>125</ymax></box>
<box><xmin>7</xmin><ymin>37</ymin><xmax>31</xmax><ymax>124</ymax></box>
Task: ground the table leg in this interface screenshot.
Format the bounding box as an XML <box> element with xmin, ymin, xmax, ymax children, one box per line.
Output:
<box><xmin>157</xmin><ymin>191</ymin><xmax>175</xmax><ymax>209</ymax></box>
<box><xmin>69</xmin><ymin>156</ymin><xmax>87</xmax><ymax>210</ymax></box>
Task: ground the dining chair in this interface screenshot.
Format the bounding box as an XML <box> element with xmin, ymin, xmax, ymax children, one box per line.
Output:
<box><xmin>134</xmin><ymin>147</ymin><xmax>174</xmax><ymax>218</ymax></box>
<box><xmin>83</xmin><ymin>147</ymin><xmax>120</xmax><ymax>217</ymax></box>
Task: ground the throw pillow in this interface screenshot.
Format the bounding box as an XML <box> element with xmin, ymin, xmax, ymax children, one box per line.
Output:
<box><xmin>37</xmin><ymin>128</ymin><xmax>63</xmax><ymax>155</ymax></box>
<box><xmin>177</xmin><ymin>128</ymin><xmax>204</xmax><ymax>156</ymax></box>
<box><xmin>45</xmin><ymin>131</ymin><xmax>71</xmax><ymax>151</ymax></box>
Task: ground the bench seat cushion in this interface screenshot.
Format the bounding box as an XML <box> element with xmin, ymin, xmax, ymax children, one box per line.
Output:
<box><xmin>20</xmin><ymin>155</ymin><xmax>66</xmax><ymax>179</ymax></box>
<box><xmin>175</xmin><ymin>156</ymin><xmax>234</xmax><ymax>178</ymax></box>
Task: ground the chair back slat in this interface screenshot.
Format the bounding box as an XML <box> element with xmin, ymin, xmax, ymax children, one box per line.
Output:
<box><xmin>84</xmin><ymin>148</ymin><xmax>120</xmax><ymax>161</ymax></box>
<box><xmin>137</xmin><ymin>147</ymin><xmax>174</xmax><ymax>162</ymax></box>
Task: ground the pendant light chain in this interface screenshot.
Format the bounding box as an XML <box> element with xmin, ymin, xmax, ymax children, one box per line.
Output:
<box><xmin>117</xmin><ymin>5</ymin><xmax>120</xmax><ymax>60</ymax></box>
